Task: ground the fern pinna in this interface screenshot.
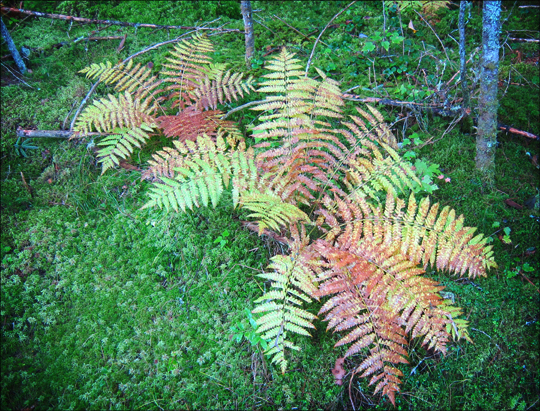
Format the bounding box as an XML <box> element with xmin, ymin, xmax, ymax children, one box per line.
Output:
<box><xmin>74</xmin><ymin>33</ymin><xmax>254</xmax><ymax>173</ymax></box>
<box><xmin>126</xmin><ymin>44</ymin><xmax>495</xmax><ymax>406</ymax></box>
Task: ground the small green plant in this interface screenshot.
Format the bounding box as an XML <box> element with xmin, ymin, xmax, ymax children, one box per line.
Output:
<box><xmin>491</xmin><ymin>221</ymin><xmax>512</xmax><ymax>245</ymax></box>
<box><xmin>13</xmin><ymin>136</ymin><xmax>38</xmax><ymax>158</ymax></box>
<box><xmin>213</xmin><ymin>229</ymin><xmax>231</xmax><ymax>247</ymax></box>
<box><xmin>401</xmin><ymin>133</ymin><xmax>448</xmax><ymax>194</ymax></box>
<box><xmin>230</xmin><ymin>308</ymin><xmax>270</xmax><ymax>351</ymax></box>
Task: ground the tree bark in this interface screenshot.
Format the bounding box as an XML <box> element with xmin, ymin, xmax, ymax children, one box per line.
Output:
<box><xmin>475</xmin><ymin>0</ymin><xmax>501</xmax><ymax>182</ymax></box>
<box><xmin>459</xmin><ymin>1</ymin><xmax>470</xmax><ymax>111</ymax></box>
<box><xmin>241</xmin><ymin>1</ymin><xmax>255</xmax><ymax>68</ymax></box>
<box><xmin>0</xmin><ymin>16</ymin><xmax>26</xmax><ymax>73</ymax></box>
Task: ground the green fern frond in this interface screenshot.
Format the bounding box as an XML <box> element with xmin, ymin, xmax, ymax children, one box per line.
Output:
<box><xmin>381</xmin><ymin>193</ymin><xmax>497</xmax><ymax>277</ymax></box>
<box><xmin>345</xmin><ymin>142</ymin><xmax>420</xmax><ymax>200</ymax></box>
<box><xmin>142</xmin><ymin>134</ymin><xmax>236</xmax><ymax>212</ymax></box>
<box><xmin>96</xmin><ymin>123</ymin><xmax>153</xmax><ymax>174</ymax></box>
<box><xmin>253</xmin><ymin>232</ymin><xmax>318</xmax><ymax>373</ymax></box>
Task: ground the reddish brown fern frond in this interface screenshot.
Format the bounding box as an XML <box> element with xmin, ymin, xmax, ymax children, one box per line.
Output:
<box><xmin>312</xmin><ymin>240</ymin><xmax>409</xmax><ymax>406</ymax></box>
<box><xmin>157</xmin><ymin>107</ymin><xmax>241</xmax><ymax>142</ymax></box>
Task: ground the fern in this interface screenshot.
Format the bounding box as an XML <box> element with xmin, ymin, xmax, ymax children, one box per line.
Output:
<box><xmin>136</xmin><ymin>46</ymin><xmax>497</xmax><ymax>406</ymax></box>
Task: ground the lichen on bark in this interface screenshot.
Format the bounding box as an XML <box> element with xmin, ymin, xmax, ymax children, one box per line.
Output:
<box><xmin>475</xmin><ymin>0</ymin><xmax>501</xmax><ymax>184</ymax></box>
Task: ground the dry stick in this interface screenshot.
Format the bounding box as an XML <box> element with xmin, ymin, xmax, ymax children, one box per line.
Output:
<box><xmin>414</xmin><ymin>10</ymin><xmax>450</xmax><ymax>62</ymax></box>
<box><xmin>342</xmin><ymin>95</ymin><xmax>540</xmax><ymax>140</ymax></box>
<box><xmin>508</xmin><ymin>37</ymin><xmax>540</xmax><ymax>43</ymax></box>
<box><xmin>305</xmin><ymin>1</ymin><xmax>357</xmax><ymax>76</ymax></box>
<box><xmin>220</xmin><ymin>100</ymin><xmax>266</xmax><ymax>119</ymax></box>
<box><xmin>16</xmin><ymin>128</ymin><xmax>114</xmax><ymax>138</ymax></box>
<box><xmin>0</xmin><ymin>7</ymin><xmax>240</xmax><ymax>31</ymax></box>
<box><xmin>69</xmin><ymin>20</ymin><xmax>230</xmax><ymax>131</ymax></box>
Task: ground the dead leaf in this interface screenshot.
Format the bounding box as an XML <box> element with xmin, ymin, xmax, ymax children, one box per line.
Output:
<box><xmin>331</xmin><ymin>357</ymin><xmax>346</xmax><ymax>385</ymax></box>
<box><xmin>504</xmin><ymin>199</ymin><xmax>523</xmax><ymax>210</ymax></box>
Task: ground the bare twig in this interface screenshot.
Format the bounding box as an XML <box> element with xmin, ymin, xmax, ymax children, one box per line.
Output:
<box><xmin>305</xmin><ymin>1</ymin><xmax>357</xmax><ymax>76</ymax></box>
<box><xmin>0</xmin><ymin>62</ymin><xmax>33</xmax><ymax>87</ymax></box>
<box><xmin>220</xmin><ymin>100</ymin><xmax>266</xmax><ymax>119</ymax></box>
<box><xmin>414</xmin><ymin>10</ymin><xmax>450</xmax><ymax>62</ymax></box>
<box><xmin>273</xmin><ymin>14</ymin><xmax>330</xmax><ymax>47</ymax></box>
<box><xmin>16</xmin><ymin>128</ymin><xmax>113</xmax><ymax>138</ymax></box>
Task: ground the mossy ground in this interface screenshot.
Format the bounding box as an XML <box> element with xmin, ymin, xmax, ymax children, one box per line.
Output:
<box><xmin>1</xmin><ymin>1</ymin><xmax>538</xmax><ymax>410</ymax></box>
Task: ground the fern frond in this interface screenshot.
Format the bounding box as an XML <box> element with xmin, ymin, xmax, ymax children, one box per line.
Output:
<box><xmin>345</xmin><ymin>142</ymin><xmax>420</xmax><ymax>200</ymax></box>
<box><xmin>157</xmin><ymin>107</ymin><xmax>242</xmax><ymax>142</ymax></box>
<box><xmin>380</xmin><ymin>193</ymin><xmax>497</xmax><ymax>277</ymax></box>
<box><xmin>240</xmin><ymin>190</ymin><xmax>311</xmax><ymax>234</ymax></box>
<box><xmin>74</xmin><ymin>91</ymin><xmax>156</xmax><ymax>136</ymax></box>
<box><xmin>96</xmin><ymin>123</ymin><xmax>153</xmax><ymax>174</ymax></box>
<box><xmin>192</xmin><ymin>70</ymin><xmax>256</xmax><ymax>111</ymax></box>
<box><xmin>142</xmin><ymin>134</ymin><xmax>238</xmax><ymax>211</ymax></box>
<box><xmin>79</xmin><ymin>59</ymin><xmax>163</xmax><ymax>114</ymax></box>
<box><xmin>253</xmin><ymin>227</ymin><xmax>318</xmax><ymax>373</ymax></box>
<box><xmin>342</xmin><ymin>106</ymin><xmax>398</xmax><ymax>149</ymax></box>
<box><xmin>313</xmin><ymin>240</ymin><xmax>409</xmax><ymax>406</ymax></box>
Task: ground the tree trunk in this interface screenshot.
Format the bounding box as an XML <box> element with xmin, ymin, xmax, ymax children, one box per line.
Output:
<box><xmin>241</xmin><ymin>1</ymin><xmax>255</xmax><ymax>68</ymax></box>
<box><xmin>459</xmin><ymin>1</ymin><xmax>470</xmax><ymax>111</ymax></box>
<box><xmin>475</xmin><ymin>0</ymin><xmax>501</xmax><ymax>182</ymax></box>
<box><xmin>459</xmin><ymin>1</ymin><xmax>474</xmax><ymax>134</ymax></box>
<box><xmin>0</xmin><ymin>16</ymin><xmax>26</xmax><ymax>73</ymax></box>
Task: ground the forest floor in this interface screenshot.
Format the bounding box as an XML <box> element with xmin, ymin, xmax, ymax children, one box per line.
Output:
<box><xmin>1</xmin><ymin>1</ymin><xmax>538</xmax><ymax>410</ymax></box>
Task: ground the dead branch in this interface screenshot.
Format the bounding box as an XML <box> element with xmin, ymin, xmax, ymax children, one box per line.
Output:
<box><xmin>16</xmin><ymin>128</ymin><xmax>110</xmax><ymax>138</ymax></box>
<box><xmin>0</xmin><ymin>6</ymin><xmax>239</xmax><ymax>32</ymax></box>
<box><xmin>508</xmin><ymin>37</ymin><xmax>540</xmax><ymax>43</ymax></box>
<box><xmin>273</xmin><ymin>14</ymin><xmax>330</xmax><ymax>48</ymax></box>
<box><xmin>305</xmin><ymin>1</ymin><xmax>357</xmax><ymax>76</ymax></box>
<box><xmin>498</xmin><ymin>124</ymin><xmax>539</xmax><ymax>140</ymax></box>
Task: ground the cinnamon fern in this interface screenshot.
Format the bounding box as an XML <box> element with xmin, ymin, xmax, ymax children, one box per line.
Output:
<box><xmin>87</xmin><ymin>41</ymin><xmax>496</xmax><ymax>406</ymax></box>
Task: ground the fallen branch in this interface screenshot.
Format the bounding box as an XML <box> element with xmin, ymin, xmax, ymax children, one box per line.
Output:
<box><xmin>508</xmin><ymin>37</ymin><xmax>540</xmax><ymax>43</ymax></box>
<box><xmin>16</xmin><ymin>128</ymin><xmax>109</xmax><ymax>138</ymax></box>
<box><xmin>0</xmin><ymin>6</ymin><xmax>239</xmax><ymax>32</ymax></box>
<box><xmin>498</xmin><ymin>124</ymin><xmax>539</xmax><ymax>140</ymax></box>
<box><xmin>343</xmin><ymin>94</ymin><xmax>463</xmax><ymax>117</ymax></box>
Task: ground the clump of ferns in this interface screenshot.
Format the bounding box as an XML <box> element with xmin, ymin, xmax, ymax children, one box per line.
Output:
<box><xmin>76</xmin><ymin>38</ymin><xmax>496</xmax><ymax>406</ymax></box>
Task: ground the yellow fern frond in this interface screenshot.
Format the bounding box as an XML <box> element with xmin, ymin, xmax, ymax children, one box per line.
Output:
<box><xmin>240</xmin><ymin>191</ymin><xmax>311</xmax><ymax>234</ymax></box>
<box><xmin>74</xmin><ymin>91</ymin><xmax>155</xmax><ymax>136</ymax></box>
